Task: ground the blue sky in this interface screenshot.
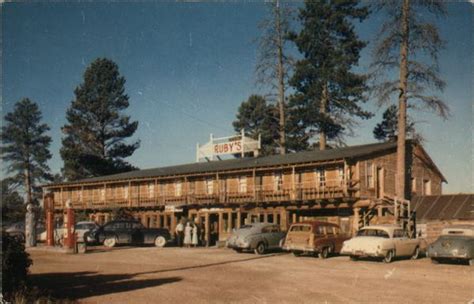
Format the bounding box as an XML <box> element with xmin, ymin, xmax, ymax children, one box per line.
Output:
<box><xmin>2</xmin><ymin>2</ymin><xmax>472</xmax><ymax>194</ymax></box>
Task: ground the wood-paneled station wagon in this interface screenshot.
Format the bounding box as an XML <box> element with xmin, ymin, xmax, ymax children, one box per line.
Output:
<box><xmin>42</xmin><ymin>140</ymin><xmax>446</xmax><ymax>246</ymax></box>
<box><xmin>341</xmin><ymin>225</ymin><xmax>421</xmax><ymax>263</ymax></box>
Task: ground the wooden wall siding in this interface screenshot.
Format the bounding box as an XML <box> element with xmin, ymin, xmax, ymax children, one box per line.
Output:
<box><xmin>411</xmin><ymin>155</ymin><xmax>442</xmax><ymax>196</ymax></box>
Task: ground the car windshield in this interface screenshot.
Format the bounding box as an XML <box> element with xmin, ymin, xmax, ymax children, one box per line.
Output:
<box><xmin>290</xmin><ymin>225</ymin><xmax>311</xmax><ymax>232</ymax></box>
<box><xmin>356</xmin><ymin>229</ymin><xmax>390</xmax><ymax>238</ymax></box>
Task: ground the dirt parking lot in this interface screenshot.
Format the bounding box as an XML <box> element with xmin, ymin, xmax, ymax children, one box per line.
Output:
<box><xmin>28</xmin><ymin>246</ymin><xmax>473</xmax><ymax>304</ymax></box>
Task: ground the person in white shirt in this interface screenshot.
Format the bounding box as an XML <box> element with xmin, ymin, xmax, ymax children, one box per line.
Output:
<box><xmin>184</xmin><ymin>222</ymin><xmax>192</xmax><ymax>248</ymax></box>
<box><xmin>175</xmin><ymin>220</ymin><xmax>184</xmax><ymax>247</ymax></box>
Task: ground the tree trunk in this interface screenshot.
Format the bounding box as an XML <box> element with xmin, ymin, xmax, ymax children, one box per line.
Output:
<box><xmin>396</xmin><ymin>0</ymin><xmax>410</xmax><ymax>200</ymax></box>
<box><xmin>276</xmin><ymin>0</ymin><xmax>286</xmax><ymax>155</ymax></box>
<box><xmin>319</xmin><ymin>84</ymin><xmax>328</xmax><ymax>150</ymax></box>
<box><xmin>24</xmin><ymin>165</ymin><xmax>32</xmax><ymax>204</ymax></box>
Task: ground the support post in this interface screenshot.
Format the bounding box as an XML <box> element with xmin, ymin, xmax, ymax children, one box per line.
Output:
<box><xmin>205</xmin><ymin>212</ymin><xmax>210</xmax><ymax>247</ymax></box>
<box><xmin>237</xmin><ymin>209</ymin><xmax>241</xmax><ymax>229</ymax></box>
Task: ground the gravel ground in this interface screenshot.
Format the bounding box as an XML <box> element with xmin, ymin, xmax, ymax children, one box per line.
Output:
<box><xmin>28</xmin><ymin>246</ymin><xmax>473</xmax><ymax>304</ymax></box>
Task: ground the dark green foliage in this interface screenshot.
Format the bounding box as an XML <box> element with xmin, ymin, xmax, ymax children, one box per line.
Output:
<box><xmin>61</xmin><ymin>58</ymin><xmax>140</xmax><ymax>180</ymax></box>
<box><xmin>232</xmin><ymin>95</ymin><xmax>279</xmax><ymax>156</ymax></box>
<box><xmin>1</xmin><ymin>98</ymin><xmax>52</xmax><ymax>202</ymax></box>
<box><xmin>370</xmin><ymin>1</ymin><xmax>449</xmax><ymax>117</ymax></box>
<box><xmin>1</xmin><ymin>233</ymin><xmax>32</xmax><ymax>297</ymax></box>
<box><xmin>288</xmin><ymin>0</ymin><xmax>372</xmax><ymax>146</ymax></box>
<box><xmin>373</xmin><ymin>105</ymin><xmax>416</xmax><ymax>142</ymax></box>
<box><xmin>1</xmin><ymin>178</ymin><xmax>25</xmax><ymax>223</ymax></box>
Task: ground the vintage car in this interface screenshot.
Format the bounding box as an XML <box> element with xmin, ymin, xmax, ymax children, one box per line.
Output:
<box><xmin>426</xmin><ymin>225</ymin><xmax>474</xmax><ymax>266</ymax></box>
<box><xmin>226</xmin><ymin>223</ymin><xmax>286</xmax><ymax>254</ymax></box>
<box><xmin>5</xmin><ymin>221</ymin><xmax>45</xmax><ymax>242</ymax></box>
<box><xmin>282</xmin><ymin>221</ymin><xmax>350</xmax><ymax>258</ymax></box>
<box><xmin>87</xmin><ymin>219</ymin><xmax>171</xmax><ymax>248</ymax></box>
<box><xmin>341</xmin><ymin>225</ymin><xmax>420</xmax><ymax>263</ymax></box>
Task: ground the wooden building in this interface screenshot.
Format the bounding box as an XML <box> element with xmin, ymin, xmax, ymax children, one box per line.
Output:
<box><xmin>42</xmin><ymin>140</ymin><xmax>446</xmax><ymax>245</ymax></box>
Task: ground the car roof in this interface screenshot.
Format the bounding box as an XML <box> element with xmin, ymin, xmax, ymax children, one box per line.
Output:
<box><xmin>290</xmin><ymin>221</ymin><xmax>340</xmax><ymax>228</ymax></box>
<box><xmin>360</xmin><ymin>225</ymin><xmax>402</xmax><ymax>232</ymax></box>
<box><xmin>76</xmin><ymin>221</ymin><xmax>97</xmax><ymax>225</ymax></box>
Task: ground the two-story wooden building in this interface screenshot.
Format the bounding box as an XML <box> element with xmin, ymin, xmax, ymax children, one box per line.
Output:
<box><xmin>42</xmin><ymin>140</ymin><xmax>446</xmax><ymax>245</ymax></box>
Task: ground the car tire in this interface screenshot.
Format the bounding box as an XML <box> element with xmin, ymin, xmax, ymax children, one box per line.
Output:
<box><xmin>254</xmin><ymin>242</ymin><xmax>266</xmax><ymax>255</ymax></box>
<box><xmin>411</xmin><ymin>247</ymin><xmax>420</xmax><ymax>260</ymax></box>
<box><xmin>383</xmin><ymin>250</ymin><xmax>394</xmax><ymax>263</ymax></box>
<box><xmin>469</xmin><ymin>259</ymin><xmax>474</xmax><ymax>266</ymax></box>
<box><xmin>319</xmin><ymin>247</ymin><xmax>329</xmax><ymax>259</ymax></box>
<box><xmin>103</xmin><ymin>236</ymin><xmax>117</xmax><ymax>248</ymax></box>
<box><xmin>350</xmin><ymin>255</ymin><xmax>358</xmax><ymax>261</ymax></box>
<box><xmin>154</xmin><ymin>236</ymin><xmax>167</xmax><ymax>248</ymax></box>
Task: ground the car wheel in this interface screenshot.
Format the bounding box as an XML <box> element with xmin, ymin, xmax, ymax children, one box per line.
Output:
<box><xmin>411</xmin><ymin>247</ymin><xmax>420</xmax><ymax>260</ymax></box>
<box><xmin>254</xmin><ymin>242</ymin><xmax>266</xmax><ymax>255</ymax></box>
<box><xmin>383</xmin><ymin>250</ymin><xmax>394</xmax><ymax>263</ymax></box>
<box><xmin>350</xmin><ymin>255</ymin><xmax>358</xmax><ymax>261</ymax></box>
<box><xmin>292</xmin><ymin>251</ymin><xmax>302</xmax><ymax>257</ymax></box>
<box><xmin>469</xmin><ymin>259</ymin><xmax>474</xmax><ymax>266</ymax></box>
<box><xmin>154</xmin><ymin>236</ymin><xmax>167</xmax><ymax>248</ymax></box>
<box><xmin>234</xmin><ymin>248</ymin><xmax>243</xmax><ymax>253</ymax></box>
<box><xmin>431</xmin><ymin>258</ymin><xmax>439</xmax><ymax>264</ymax></box>
<box><xmin>319</xmin><ymin>247</ymin><xmax>329</xmax><ymax>259</ymax></box>
<box><xmin>103</xmin><ymin>236</ymin><xmax>117</xmax><ymax>248</ymax></box>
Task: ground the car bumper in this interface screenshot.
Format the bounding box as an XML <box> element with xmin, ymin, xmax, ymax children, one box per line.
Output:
<box><xmin>427</xmin><ymin>250</ymin><xmax>470</xmax><ymax>260</ymax></box>
<box><xmin>341</xmin><ymin>249</ymin><xmax>387</xmax><ymax>258</ymax></box>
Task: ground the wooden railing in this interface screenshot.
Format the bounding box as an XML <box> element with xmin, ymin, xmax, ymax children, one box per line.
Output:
<box><xmin>53</xmin><ymin>179</ymin><xmax>359</xmax><ymax>210</ymax></box>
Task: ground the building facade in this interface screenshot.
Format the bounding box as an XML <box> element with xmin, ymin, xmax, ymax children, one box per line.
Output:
<box><xmin>42</xmin><ymin>141</ymin><xmax>446</xmax><ymax>245</ymax></box>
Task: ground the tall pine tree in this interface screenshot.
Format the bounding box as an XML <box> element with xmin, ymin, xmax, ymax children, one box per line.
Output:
<box><xmin>370</xmin><ymin>0</ymin><xmax>448</xmax><ymax>199</ymax></box>
<box><xmin>289</xmin><ymin>0</ymin><xmax>372</xmax><ymax>150</ymax></box>
<box><xmin>233</xmin><ymin>95</ymin><xmax>279</xmax><ymax>156</ymax></box>
<box><xmin>61</xmin><ymin>58</ymin><xmax>139</xmax><ymax>180</ymax></box>
<box><xmin>1</xmin><ymin>98</ymin><xmax>52</xmax><ymax>204</ymax></box>
<box><xmin>373</xmin><ymin>105</ymin><xmax>416</xmax><ymax>142</ymax></box>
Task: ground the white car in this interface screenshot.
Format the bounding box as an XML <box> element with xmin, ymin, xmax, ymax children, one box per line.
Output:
<box><xmin>341</xmin><ymin>225</ymin><xmax>420</xmax><ymax>263</ymax></box>
<box><xmin>38</xmin><ymin>221</ymin><xmax>99</xmax><ymax>244</ymax></box>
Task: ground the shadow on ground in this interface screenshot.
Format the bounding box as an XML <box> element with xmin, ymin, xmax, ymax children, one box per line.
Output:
<box><xmin>29</xmin><ymin>271</ymin><xmax>182</xmax><ymax>300</ymax></box>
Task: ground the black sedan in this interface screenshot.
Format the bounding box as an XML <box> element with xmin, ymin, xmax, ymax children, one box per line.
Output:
<box><xmin>87</xmin><ymin>219</ymin><xmax>171</xmax><ymax>248</ymax></box>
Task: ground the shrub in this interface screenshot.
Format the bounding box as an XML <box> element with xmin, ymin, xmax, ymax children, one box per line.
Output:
<box><xmin>2</xmin><ymin>231</ymin><xmax>32</xmax><ymax>298</ymax></box>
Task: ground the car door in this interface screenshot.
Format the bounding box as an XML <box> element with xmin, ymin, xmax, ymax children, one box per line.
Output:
<box><xmin>393</xmin><ymin>229</ymin><xmax>409</xmax><ymax>256</ymax></box>
<box><xmin>267</xmin><ymin>225</ymin><xmax>283</xmax><ymax>249</ymax></box>
<box><xmin>131</xmin><ymin>222</ymin><xmax>145</xmax><ymax>244</ymax></box>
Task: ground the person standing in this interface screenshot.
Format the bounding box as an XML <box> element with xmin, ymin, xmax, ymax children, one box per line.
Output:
<box><xmin>192</xmin><ymin>223</ymin><xmax>199</xmax><ymax>247</ymax></box>
<box><xmin>184</xmin><ymin>222</ymin><xmax>192</xmax><ymax>248</ymax></box>
<box><xmin>175</xmin><ymin>220</ymin><xmax>184</xmax><ymax>247</ymax></box>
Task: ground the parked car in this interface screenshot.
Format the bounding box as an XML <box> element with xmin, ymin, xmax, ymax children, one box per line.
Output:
<box><xmin>426</xmin><ymin>225</ymin><xmax>474</xmax><ymax>266</ymax></box>
<box><xmin>341</xmin><ymin>225</ymin><xmax>420</xmax><ymax>263</ymax></box>
<box><xmin>38</xmin><ymin>221</ymin><xmax>64</xmax><ymax>244</ymax></box>
<box><xmin>226</xmin><ymin>223</ymin><xmax>286</xmax><ymax>254</ymax></box>
<box><xmin>5</xmin><ymin>221</ymin><xmax>45</xmax><ymax>242</ymax></box>
<box><xmin>282</xmin><ymin>221</ymin><xmax>350</xmax><ymax>258</ymax></box>
<box><xmin>75</xmin><ymin>221</ymin><xmax>100</xmax><ymax>242</ymax></box>
<box><xmin>87</xmin><ymin>219</ymin><xmax>171</xmax><ymax>248</ymax></box>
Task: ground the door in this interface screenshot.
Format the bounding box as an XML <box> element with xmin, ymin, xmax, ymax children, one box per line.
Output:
<box><xmin>131</xmin><ymin>221</ymin><xmax>145</xmax><ymax>244</ymax></box>
<box><xmin>393</xmin><ymin>229</ymin><xmax>410</xmax><ymax>256</ymax></box>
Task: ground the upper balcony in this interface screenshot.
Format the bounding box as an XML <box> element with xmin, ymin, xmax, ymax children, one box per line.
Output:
<box><xmin>52</xmin><ymin>178</ymin><xmax>360</xmax><ymax>210</ymax></box>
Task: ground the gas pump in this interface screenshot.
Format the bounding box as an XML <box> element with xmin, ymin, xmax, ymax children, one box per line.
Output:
<box><xmin>63</xmin><ymin>200</ymin><xmax>76</xmax><ymax>251</ymax></box>
<box><xmin>44</xmin><ymin>193</ymin><xmax>54</xmax><ymax>247</ymax></box>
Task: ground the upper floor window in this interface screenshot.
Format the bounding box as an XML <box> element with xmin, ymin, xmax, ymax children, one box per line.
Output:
<box><xmin>205</xmin><ymin>179</ymin><xmax>213</xmax><ymax>195</ymax></box>
<box><xmin>315</xmin><ymin>169</ymin><xmax>325</xmax><ymax>187</ymax></box>
<box><xmin>124</xmin><ymin>185</ymin><xmax>129</xmax><ymax>199</ymax></box>
<box><xmin>148</xmin><ymin>182</ymin><xmax>155</xmax><ymax>198</ymax></box>
<box><xmin>100</xmin><ymin>188</ymin><xmax>106</xmax><ymax>201</ymax></box>
<box><xmin>274</xmin><ymin>173</ymin><xmax>283</xmax><ymax>191</ymax></box>
<box><xmin>367</xmin><ymin>162</ymin><xmax>374</xmax><ymax>188</ymax></box>
<box><xmin>238</xmin><ymin>176</ymin><xmax>247</xmax><ymax>193</ymax></box>
<box><xmin>338</xmin><ymin>167</ymin><xmax>345</xmax><ymax>185</ymax></box>
<box><xmin>411</xmin><ymin>177</ymin><xmax>417</xmax><ymax>192</ymax></box>
<box><xmin>175</xmin><ymin>181</ymin><xmax>182</xmax><ymax>196</ymax></box>
<box><xmin>423</xmin><ymin>179</ymin><xmax>431</xmax><ymax>195</ymax></box>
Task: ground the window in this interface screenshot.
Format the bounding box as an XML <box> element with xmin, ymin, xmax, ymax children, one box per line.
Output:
<box><xmin>148</xmin><ymin>183</ymin><xmax>155</xmax><ymax>198</ymax></box>
<box><xmin>315</xmin><ymin>225</ymin><xmax>325</xmax><ymax>235</ymax></box>
<box><xmin>124</xmin><ymin>185</ymin><xmax>129</xmax><ymax>199</ymax></box>
<box><xmin>100</xmin><ymin>188</ymin><xmax>105</xmax><ymax>201</ymax></box>
<box><xmin>367</xmin><ymin>162</ymin><xmax>374</xmax><ymax>188</ymax></box>
<box><xmin>175</xmin><ymin>181</ymin><xmax>182</xmax><ymax>196</ymax></box>
<box><xmin>411</xmin><ymin>177</ymin><xmax>417</xmax><ymax>192</ymax></box>
<box><xmin>274</xmin><ymin>173</ymin><xmax>283</xmax><ymax>191</ymax></box>
<box><xmin>238</xmin><ymin>176</ymin><xmax>247</xmax><ymax>193</ymax></box>
<box><xmin>326</xmin><ymin>226</ymin><xmax>335</xmax><ymax>235</ymax></box>
<box><xmin>338</xmin><ymin>167</ymin><xmax>345</xmax><ymax>186</ymax></box>
<box><xmin>356</xmin><ymin>229</ymin><xmax>389</xmax><ymax>238</ymax></box>
<box><xmin>423</xmin><ymin>179</ymin><xmax>431</xmax><ymax>195</ymax></box>
<box><xmin>205</xmin><ymin>179</ymin><xmax>213</xmax><ymax>194</ymax></box>
<box><xmin>290</xmin><ymin>225</ymin><xmax>311</xmax><ymax>232</ymax></box>
<box><xmin>315</xmin><ymin>169</ymin><xmax>325</xmax><ymax>187</ymax></box>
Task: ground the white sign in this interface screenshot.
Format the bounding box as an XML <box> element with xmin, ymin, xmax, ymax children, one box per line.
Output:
<box><xmin>196</xmin><ymin>129</ymin><xmax>261</xmax><ymax>162</ymax></box>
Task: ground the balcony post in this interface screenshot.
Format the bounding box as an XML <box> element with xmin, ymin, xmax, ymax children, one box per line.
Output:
<box><xmin>291</xmin><ymin>166</ymin><xmax>296</xmax><ymax>201</ymax></box>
